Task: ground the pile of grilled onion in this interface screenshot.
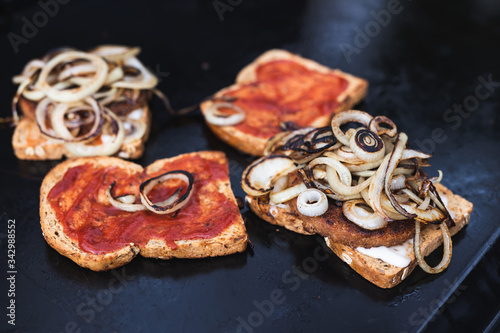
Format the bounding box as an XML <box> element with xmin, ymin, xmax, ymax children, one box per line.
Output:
<box><xmin>242</xmin><ymin>110</ymin><xmax>454</xmax><ymax>274</ymax></box>
<box><xmin>12</xmin><ymin>45</ymin><xmax>158</xmax><ymax>157</ymax></box>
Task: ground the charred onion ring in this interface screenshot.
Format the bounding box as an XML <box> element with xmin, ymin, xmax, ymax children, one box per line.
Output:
<box><xmin>369</xmin><ymin>115</ymin><xmax>397</xmax><ymax>138</ymax></box>
<box><xmin>139</xmin><ymin>170</ymin><xmax>194</xmax><ymax>214</ymax></box>
<box><xmin>242</xmin><ymin>155</ymin><xmax>296</xmax><ymax>197</ymax></box>
<box><xmin>331</xmin><ymin>110</ymin><xmax>373</xmax><ymax>145</ymax></box>
<box><xmin>50</xmin><ymin>97</ymin><xmax>104</xmax><ymax>142</ymax></box>
<box><xmin>63</xmin><ymin>108</ymin><xmax>124</xmax><ymax>157</ymax></box>
<box><xmin>349</xmin><ymin>128</ymin><xmax>385</xmax><ymax>162</ymax></box>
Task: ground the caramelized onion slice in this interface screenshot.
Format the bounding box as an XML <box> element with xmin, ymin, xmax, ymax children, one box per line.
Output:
<box><xmin>384</xmin><ymin>132</ymin><xmax>417</xmax><ymax>219</ymax></box>
<box><xmin>12</xmin><ymin>59</ymin><xmax>45</xmax><ymax>84</ymax></box>
<box><xmin>122</xmin><ymin>118</ymin><xmax>147</xmax><ymax>145</ymax></box>
<box><xmin>111</xmin><ymin>57</ymin><xmax>158</xmax><ymax>89</ymax></box>
<box><xmin>50</xmin><ymin>97</ymin><xmax>104</xmax><ymax>142</ymax></box>
<box><xmin>270</xmin><ymin>183</ymin><xmax>307</xmax><ymax>204</ymax></box>
<box><xmin>369</xmin><ymin>115</ymin><xmax>397</xmax><ymax>138</ymax></box>
<box><xmin>402</xmin><ymin>149</ymin><xmax>433</xmax><ymax>160</ymax></box>
<box><xmin>106</xmin><ymin>181</ymin><xmax>146</xmax><ymax>212</ymax></box>
<box><xmin>11</xmin><ymin>76</ymin><xmax>34</xmax><ymax>124</ymax></box>
<box><xmin>331</xmin><ymin>110</ymin><xmax>373</xmax><ymax>145</ymax></box>
<box><xmin>400</xmin><ymin>202</ymin><xmax>445</xmax><ymax>223</ymax></box>
<box><xmin>204</xmin><ymin>102</ymin><xmax>245</xmax><ymax>126</ymax></box>
<box><xmin>349</xmin><ymin>128</ymin><xmax>385</xmax><ymax>162</ymax></box>
<box><xmin>367</xmin><ymin>154</ymin><xmax>392</xmax><ymax>221</ymax></box>
<box><xmin>36</xmin><ymin>51</ymin><xmax>109</xmax><ymax>103</ymax></box>
<box><xmin>63</xmin><ymin>108</ymin><xmax>124</xmax><ymax>156</ymax></box>
<box><xmin>242</xmin><ymin>156</ymin><xmax>296</xmax><ymax>196</ymax></box>
<box><xmin>140</xmin><ymin>170</ymin><xmax>194</xmax><ymax>214</ymax></box>
<box><xmin>90</xmin><ymin>45</ymin><xmax>141</xmax><ymax>63</ymax></box>
<box><xmin>309</xmin><ymin>156</ymin><xmax>372</xmax><ymax>197</ymax></box>
<box><xmin>414</xmin><ymin>221</ymin><xmax>452</xmax><ymax>274</ymax></box>
<box><xmin>58</xmin><ymin>63</ymin><xmax>98</xmax><ymax>81</ymax></box>
<box><xmin>343</xmin><ymin>199</ymin><xmax>388</xmax><ymax>230</ymax></box>
<box><xmin>35</xmin><ymin>97</ymin><xmax>59</xmax><ymax>138</ymax></box>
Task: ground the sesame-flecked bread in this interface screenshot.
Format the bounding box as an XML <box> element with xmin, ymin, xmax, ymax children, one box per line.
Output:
<box><xmin>200</xmin><ymin>49</ymin><xmax>368</xmax><ymax>156</ymax></box>
<box><xmin>12</xmin><ymin>104</ymin><xmax>151</xmax><ymax>160</ymax></box>
<box><xmin>40</xmin><ymin>151</ymin><xmax>248</xmax><ymax>271</ymax></box>
<box><xmin>247</xmin><ymin>183</ymin><xmax>472</xmax><ymax>288</ymax></box>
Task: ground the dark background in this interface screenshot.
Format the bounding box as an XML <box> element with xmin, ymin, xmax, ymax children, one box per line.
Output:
<box><xmin>1</xmin><ymin>0</ymin><xmax>500</xmax><ymax>332</ymax></box>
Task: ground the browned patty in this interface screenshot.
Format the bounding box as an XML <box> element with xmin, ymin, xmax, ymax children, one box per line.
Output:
<box><xmin>277</xmin><ymin>171</ymin><xmax>414</xmax><ymax>248</ymax></box>
<box><xmin>18</xmin><ymin>89</ymin><xmax>151</xmax><ymax>120</ymax></box>
<box><xmin>294</xmin><ymin>200</ymin><xmax>415</xmax><ymax>248</ymax></box>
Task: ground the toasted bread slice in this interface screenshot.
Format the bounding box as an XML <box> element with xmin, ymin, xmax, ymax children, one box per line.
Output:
<box><xmin>40</xmin><ymin>151</ymin><xmax>248</xmax><ymax>271</ymax></box>
<box><xmin>200</xmin><ymin>49</ymin><xmax>368</xmax><ymax>156</ymax></box>
<box><xmin>247</xmin><ymin>183</ymin><xmax>472</xmax><ymax>288</ymax></box>
<box><xmin>13</xmin><ymin>105</ymin><xmax>151</xmax><ymax>160</ymax></box>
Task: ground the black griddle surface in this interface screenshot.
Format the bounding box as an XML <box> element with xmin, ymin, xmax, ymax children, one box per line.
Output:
<box><xmin>0</xmin><ymin>1</ymin><xmax>499</xmax><ymax>332</ymax></box>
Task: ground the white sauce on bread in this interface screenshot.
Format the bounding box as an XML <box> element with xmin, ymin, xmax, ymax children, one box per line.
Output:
<box><xmin>356</xmin><ymin>239</ymin><xmax>413</xmax><ymax>268</ymax></box>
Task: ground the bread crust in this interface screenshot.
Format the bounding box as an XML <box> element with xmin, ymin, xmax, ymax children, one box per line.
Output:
<box><xmin>247</xmin><ymin>183</ymin><xmax>472</xmax><ymax>288</ymax></box>
<box><xmin>12</xmin><ymin>105</ymin><xmax>151</xmax><ymax>160</ymax></box>
<box><xmin>200</xmin><ymin>49</ymin><xmax>368</xmax><ymax>156</ymax></box>
<box><xmin>40</xmin><ymin>152</ymin><xmax>248</xmax><ymax>271</ymax></box>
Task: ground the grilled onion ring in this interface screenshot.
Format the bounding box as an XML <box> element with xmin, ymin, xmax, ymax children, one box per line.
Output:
<box><xmin>36</xmin><ymin>51</ymin><xmax>109</xmax><ymax>103</ymax></box>
<box><xmin>204</xmin><ymin>102</ymin><xmax>246</xmax><ymax>126</ymax></box>
<box><xmin>297</xmin><ymin>189</ymin><xmax>328</xmax><ymax>217</ymax></box>
<box><xmin>242</xmin><ymin>155</ymin><xmax>296</xmax><ymax>196</ymax></box>
<box><xmin>90</xmin><ymin>45</ymin><xmax>141</xmax><ymax>64</ymax></box>
<box><xmin>349</xmin><ymin>128</ymin><xmax>385</xmax><ymax>162</ymax></box>
<box><xmin>343</xmin><ymin>199</ymin><xmax>388</xmax><ymax>230</ymax></box>
<box><xmin>331</xmin><ymin>110</ymin><xmax>373</xmax><ymax>145</ymax></box>
<box><xmin>63</xmin><ymin>108</ymin><xmax>124</xmax><ymax>156</ymax></box>
<box><xmin>111</xmin><ymin>57</ymin><xmax>158</xmax><ymax>90</ymax></box>
<box><xmin>414</xmin><ymin>221</ymin><xmax>452</xmax><ymax>274</ymax></box>
<box><xmin>369</xmin><ymin>115</ymin><xmax>397</xmax><ymax>138</ymax></box>
<box><xmin>140</xmin><ymin>170</ymin><xmax>194</xmax><ymax>214</ymax></box>
<box><xmin>50</xmin><ymin>97</ymin><xmax>103</xmax><ymax>142</ymax></box>
<box><xmin>106</xmin><ymin>181</ymin><xmax>146</xmax><ymax>212</ymax></box>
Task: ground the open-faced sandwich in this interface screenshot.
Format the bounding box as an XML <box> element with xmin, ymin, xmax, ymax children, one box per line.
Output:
<box><xmin>200</xmin><ymin>49</ymin><xmax>368</xmax><ymax>156</ymax></box>
<box><xmin>11</xmin><ymin>45</ymin><xmax>158</xmax><ymax>160</ymax></box>
<box><xmin>242</xmin><ymin>110</ymin><xmax>473</xmax><ymax>288</ymax></box>
<box><xmin>40</xmin><ymin>151</ymin><xmax>248</xmax><ymax>271</ymax></box>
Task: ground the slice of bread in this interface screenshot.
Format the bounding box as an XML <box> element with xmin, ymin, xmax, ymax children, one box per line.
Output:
<box><xmin>12</xmin><ymin>105</ymin><xmax>151</xmax><ymax>160</ymax></box>
<box><xmin>200</xmin><ymin>49</ymin><xmax>368</xmax><ymax>156</ymax></box>
<box><xmin>247</xmin><ymin>183</ymin><xmax>472</xmax><ymax>288</ymax></box>
<box><xmin>39</xmin><ymin>151</ymin><xmax>248</xmax><ymax>271</ymax></box>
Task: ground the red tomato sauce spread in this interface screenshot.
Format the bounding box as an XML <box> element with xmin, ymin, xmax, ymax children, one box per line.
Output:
<box><xmin>223</xmin><ymin>60</ymin><xmax>349</xmax><ymax>138</ymax></box>
<box><xmin>47</xmin><ymin>155</ymin><xmax>240</xmax><ymax>254</ymax></box>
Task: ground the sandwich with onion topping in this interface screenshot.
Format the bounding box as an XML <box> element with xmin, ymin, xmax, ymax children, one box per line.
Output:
<box><xmin>200</xmin><ymin>49</ymin><xmax>368</xmax><ymax>156</ymax></box>
<box><xmin>11</xmin><ymin>45</ymin><xmax>159</xmax><ymax>160</ymax></box>
<box><xmin>242</xmin><ymin>110</ymin><xmax>473</xmax><ymax>288</ymax></box>
<box><xmin>39</xmin><ymin>151</ymin><xmax>248</xmax><ymax>271</ymax></box>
